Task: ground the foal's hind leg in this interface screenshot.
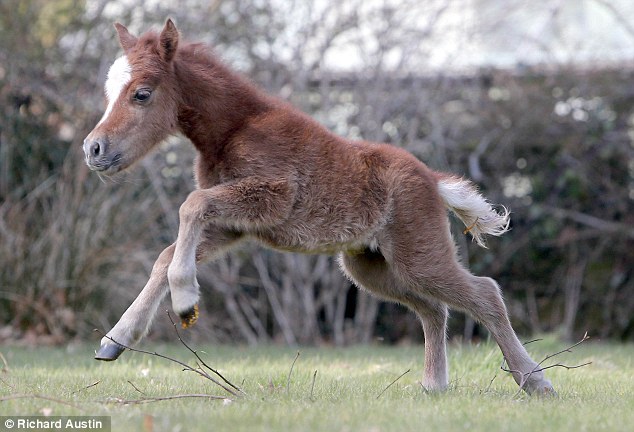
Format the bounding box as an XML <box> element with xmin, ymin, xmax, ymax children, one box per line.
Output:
<box><xmin>390</xmin><ymin>240</ymin><xmax>555</xmax><ymax>395</ymax></box>
<box><xmin>378</xmin><ymin>176</ymin><xmax>555</xmax><ymax>395</ymax></box>
<box><xmin>411</xmin><ymin>296</ymin><xmax>449</xmax><ymax>391</ymax></box>
<box><xmin>340</xmin><ymin>251</ymin><xmax>450</xmax><ymax>391</ymax></box>
<box><xmin>443</xmin><ymin>273</ymin><xmax>555</xmax><ymax>395</ymax></box>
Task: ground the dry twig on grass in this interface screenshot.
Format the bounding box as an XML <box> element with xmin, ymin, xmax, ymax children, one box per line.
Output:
<box><xmin>103</xmin><ymin>394</ymin><xmax>229</xmax><ymax>405</ymax></box>
<box><xmin>0</xmin><ymin>393</ymin><xmax>84</xmax><ymax>411</ymax></box>
<box><xmin>500</xmin><ymin>332</ymin><xmax>592</xmax><ymax>396</ymax></box>
<box><xmin>286</xmin><ymin>351</ymin><xmax>300</xmax><ymax>394</ymax></box>
<box><xmin>164</xmin><ymin>310</ymin><xmax>245</xmax><ymax>396</ymax></box>
<box><xmin>310</xmin><ymin>370</ymin><xmax>318</xmax><ymax>401</ymax></box>
<box><xmin>72</xmin><ymin>380</ymin><xmax>101</xmax><ymax>394</ymax></box>
<box><xmin>0</xmin><ymin>376</ymin><xmax>16</xmax><ymax>391</ymax></box>
<box><xmin>127</xmin><ymin>380</ymin><xmax>147</xmax><ymax>396</ymax></box>
<box><xmin>0</xmin><ymin>351</ymin><xmax>10</xmax><ymax>373</ymax></box>
<box><xmin>94</xmin><ymin>330</ymin><xmax>238</xmax><ymax>397</ymax></box>
<box><xmin>94</xmin><ymin>311</ymin><xmax>245</xmax><ymax>399</ymax></box>
<box><xmin>377</xmin><ymin>369</ymin><xmax>410</xmax><ymax>399</ymax></box>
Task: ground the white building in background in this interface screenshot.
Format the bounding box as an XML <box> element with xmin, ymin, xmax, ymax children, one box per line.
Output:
<box><xmin>468</xmin><ymin>0</ymin><xmax>634</xmax><ymax>68</ymax></box>
<box><xmin>87</xmin><ymin>0</ymin><xmax>634</xmax><ymax>72</ymax></box>
<box><xmin>316</xmin><ymin>0</ymin><xmax>634</xmax><ymax>72</ymax></box>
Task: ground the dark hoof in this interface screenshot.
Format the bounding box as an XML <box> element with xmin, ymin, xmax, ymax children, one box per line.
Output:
<box><xmin>179</xmin><ymin>304</ymin><xmax>199</xmax><ymax>329</ymax></box>
<box><xmin>95</xmin><ymin>342</ymin><xmax>125</xmax><ymax>361</ymax></box>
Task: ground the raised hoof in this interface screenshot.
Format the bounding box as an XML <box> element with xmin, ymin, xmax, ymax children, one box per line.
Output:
<box><xmin>179</xmin><ymin>304</ymin><xmax>199</xmax><ymax>329</ymax></box>
<box><xmin>94</xmin><ymin>342</ymin><xmax>125</xmax><ymax>361</ymax></box>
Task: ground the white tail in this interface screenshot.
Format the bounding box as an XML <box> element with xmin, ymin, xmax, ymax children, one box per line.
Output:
<box><xmin>437</xmin><ymin>177</ymin><xmax>510</xmax><ymax>248</ymax></box>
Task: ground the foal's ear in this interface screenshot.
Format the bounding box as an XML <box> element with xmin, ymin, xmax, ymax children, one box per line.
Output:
<box><xmin>114</xmin><ymin>23</ymin><xmax>138</xmax><ymax>53</ymax></box>
<box><xmin>159</xmin><ymin>18</ymin><xmax>179</xmax><ymax>63</ymax></box>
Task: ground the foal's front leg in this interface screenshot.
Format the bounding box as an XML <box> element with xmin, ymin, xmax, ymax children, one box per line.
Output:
<box><xmin>95</xmin><ymin>244</ymin><xmax>174</xmax><ymax>360</ymax></box>
<box><xmin>96</xmin><ymin>227</ymin><xmax>243</xmax><ymax>360</ymax></box>
<box><xmin>168</xmin><ymin>178</ymin><xmax>295</xmax><ymax>326</ymax></box>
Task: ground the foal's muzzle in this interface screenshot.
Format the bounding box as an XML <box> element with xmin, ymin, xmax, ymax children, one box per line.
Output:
<box><xmin>82</xmin><ymin>136</ymin><xmax>120</xmax><ymax>173</ymax></box>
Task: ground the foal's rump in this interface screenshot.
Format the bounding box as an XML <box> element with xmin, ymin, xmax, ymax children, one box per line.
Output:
<box><xmin>350</xmin><ymin>144</ymin><xmax>510</xmax><ymax>260</ymax></box>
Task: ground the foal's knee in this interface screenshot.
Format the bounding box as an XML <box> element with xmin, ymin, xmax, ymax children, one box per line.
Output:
<box><xmin>156</xmin><ymin>244</ymin><xmax>175</xmax><ymax>265</ymax></box>
<box><xmin>468</xmin><ymin>276</ymin><xmax>509</xmax><ymax>324</ymax></box>
<box><xmin>152</xmin><ymin>244</ymin><xmax>175</xmax><ymax>277</ymax></box>
<box><xmin>179</xmin><ymin>190</ymin><xmax>211</xmax><ymax>223</ymax></box>
<box><xmin>473</xmin><ymin>276</ymin><xmax>502</xmax><ymax>297</ymax></box>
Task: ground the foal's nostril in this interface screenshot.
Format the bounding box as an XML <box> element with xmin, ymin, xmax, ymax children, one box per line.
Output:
<box><xmin>83</xmin><ymin>136</ymin><xmax>110</xmax><ymax>167</ymax></box>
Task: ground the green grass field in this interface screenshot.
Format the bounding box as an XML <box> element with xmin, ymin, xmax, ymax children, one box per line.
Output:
<box><xmin>1</xmin><ymin>338</ymin><xmax>633</xmax><ymax>431</ymax></box>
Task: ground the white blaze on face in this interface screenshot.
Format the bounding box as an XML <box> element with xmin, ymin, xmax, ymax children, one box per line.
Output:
<box><xmin>97</xmin><ymin>55</ymin><xmax>132</xmax><ymax>126</ymax></box>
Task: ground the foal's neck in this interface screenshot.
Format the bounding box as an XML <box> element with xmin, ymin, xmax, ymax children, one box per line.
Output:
<box><xmin>174</xmin><ymin>47</ymin><xmax>271</xmax><ymax>158</ymax></box>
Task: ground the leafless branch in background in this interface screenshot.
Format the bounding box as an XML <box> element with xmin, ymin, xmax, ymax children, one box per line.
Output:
<box><xmin>1</xmin><ymin>0</ymin><xmax>633</xmax><ymax>345</ymax></box>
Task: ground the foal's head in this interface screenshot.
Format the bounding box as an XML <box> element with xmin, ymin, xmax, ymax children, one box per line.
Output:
<box><xmin>83</xmin><ymin>19</ymin><xmax>180</xmax><ymax>174</ymax></box>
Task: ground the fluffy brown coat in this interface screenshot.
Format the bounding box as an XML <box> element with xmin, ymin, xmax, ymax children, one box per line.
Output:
<box><xmin>84</xmin><ymin>19</ymin><xmax>554</xmax><ymax>395</ymax></box>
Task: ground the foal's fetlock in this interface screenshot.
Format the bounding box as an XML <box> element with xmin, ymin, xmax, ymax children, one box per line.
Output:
<box><xmin>523</xmin><ymin>375</ymin><xmax>557</xmax><ymax>397</ymax></box>
<box><xmin>178</xmin><ymin>303</ymin><xmax>199</xmax><ymax>329</ymax></box>
<box><xmin>167</xmin><ymin>264</ymin><xmax>201</xmax><ymax>329</ymax></box>
<box><xmin>172</xmin><ymin>297</ymin><xmax>200</xmax><ymax>329</ymax></box>
<box><xmin>421</xmin><ymin>380</ymin><xmax>449</xmax><ymax>393</ymax></box>
<box><xmin>169</xmin><ymin>279</ymin><xmax>200</xmax><ymax>329</ymax></box>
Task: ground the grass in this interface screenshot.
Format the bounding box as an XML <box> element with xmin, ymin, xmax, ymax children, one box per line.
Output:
<box><xmin>1</xmin><ymin>337</ymin><xmax>634</xmax><ymax>432</ymax></box>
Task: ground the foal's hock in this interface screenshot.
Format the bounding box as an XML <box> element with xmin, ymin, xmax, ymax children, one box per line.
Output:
<box><xmin>84</xmin><ymin>19</ymin><xmax>555</xmax><ymax>395</ymax></box>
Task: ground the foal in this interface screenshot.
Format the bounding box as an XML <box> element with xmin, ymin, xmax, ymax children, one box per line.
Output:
<box><xmin>84</xmin><ymin>19</ymin><xmax>554</xmax><ymax>395</ymax></box>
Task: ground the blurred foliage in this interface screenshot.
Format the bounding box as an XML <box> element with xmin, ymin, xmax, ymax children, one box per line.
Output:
<box><xmin>0</xmin><ymin>0</ymin><xmax>632</xmax><ymax>345</ymax></box>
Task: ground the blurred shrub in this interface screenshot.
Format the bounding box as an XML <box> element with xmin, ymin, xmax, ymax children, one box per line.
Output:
<box><xmin>0</xmin><ymin>1</ymin><xmax>632</xmax><ymax>345</ymax></box>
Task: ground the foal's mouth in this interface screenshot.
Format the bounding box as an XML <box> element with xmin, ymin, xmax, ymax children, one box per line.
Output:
<box><xmin>86</xmin><ymin>153</ymin><xmax>123</xmax><ymax>175</ymax></box>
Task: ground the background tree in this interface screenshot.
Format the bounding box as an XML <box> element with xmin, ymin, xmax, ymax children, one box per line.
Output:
<box><xmin>1</xmin><ymin>0</ymin><xmax>632</xmax><ymax>345</ymax></box>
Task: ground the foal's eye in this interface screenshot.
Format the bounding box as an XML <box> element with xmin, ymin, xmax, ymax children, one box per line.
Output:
<box><xmin>133</xmin><ymin>89</ymin><xmax>152</xmax><ymax>103</ymax></box>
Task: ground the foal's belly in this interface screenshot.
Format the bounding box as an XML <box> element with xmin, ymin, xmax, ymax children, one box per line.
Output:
<box><xmin>253</xmin><ymin>210</ymin><xmax>383</xmax><ymax>255</ymax></box>
<box><xmin>255</xmin><ymin>231</ymin><xmax>377</xmax><ymax>255</ymax></box>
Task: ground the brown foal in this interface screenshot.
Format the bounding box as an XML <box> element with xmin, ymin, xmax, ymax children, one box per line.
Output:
<box><xmin>83</xmin><ymin>19</ymin><xmax>554</xmax><ymax>395</ymax></box>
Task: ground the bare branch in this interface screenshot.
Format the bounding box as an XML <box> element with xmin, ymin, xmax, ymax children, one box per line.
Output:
<box><xmin>540</xmin><ymin>205</ymin><xmax>634</xmax><ymax>238</ymax></box>
<box><xmin>127</xmin><ymin>380</ymin><xmax>146</xmax><ymax>396</ymax></box>
<box><xmin>310</xmin><ymin>370</ymin><xmax>318</xmax><ymax>401</ymax></box>
<box><xmin>0</xmin><ymin>351</ymin><xmax>10</xmax><ymax>372</ymax></box>
<box><xmin>500</xmin><ymin>332</ymin><xmax>592</xmax><ymax>395</ymax></box>
<box><xmin>103</xmin><ymin>394</ymin><xmax>228</xmax><ymax>405</ymax></box>
<box><xmin>93</xmin><ymin>329</ymin><xmax>239</xmax><ymax>397</ymax></box>
<box><xmin>0</xmin><ymin>394</ymin><xmax>84</xmax><ymax>411</ymax></box>
<box><xmin>532</xmin><ymin>332</ymin><xmax>592</xmax><ymax>371</ymax></box>
<box><xmin>72</xmin><ymin>380</ymin><xmax>101</xmax><ymax>395</ymax></box>
<box><xmin>0</xmin><ymin>377</ymin><xmax>16</xmax><ymax>391</ymax></box>
<box><xmin>165</xmin><ymin>310</ymin><xmax>246</xmax><ymax>395</ymax></box>
<box><xmin>286</xmin><ymin>351</ymin><xmax>301</xmax><ymax>394</ymax></box>
<box><xmin>377</xmin><ymin>369</ymin><xmax>410</xmax><ymax>399</ymax></box>
<box><xmin>252</xmin><ymin>252</ymin><xmax>298</xmax><ymax>345</ymax></box>
<box><xmin>533</xmin><ymin>361</ymin><xmax>592</xmax><ymax>372</ymax></box>
<box><xmin>484</xmin><ymin>371</ymin><xmax>498</xmax><ymax>393</ymax></box>
<box><xmin>142</xmin><ymin>160</ymin><xmax>179</xmax><ymax>233</ymax></box>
